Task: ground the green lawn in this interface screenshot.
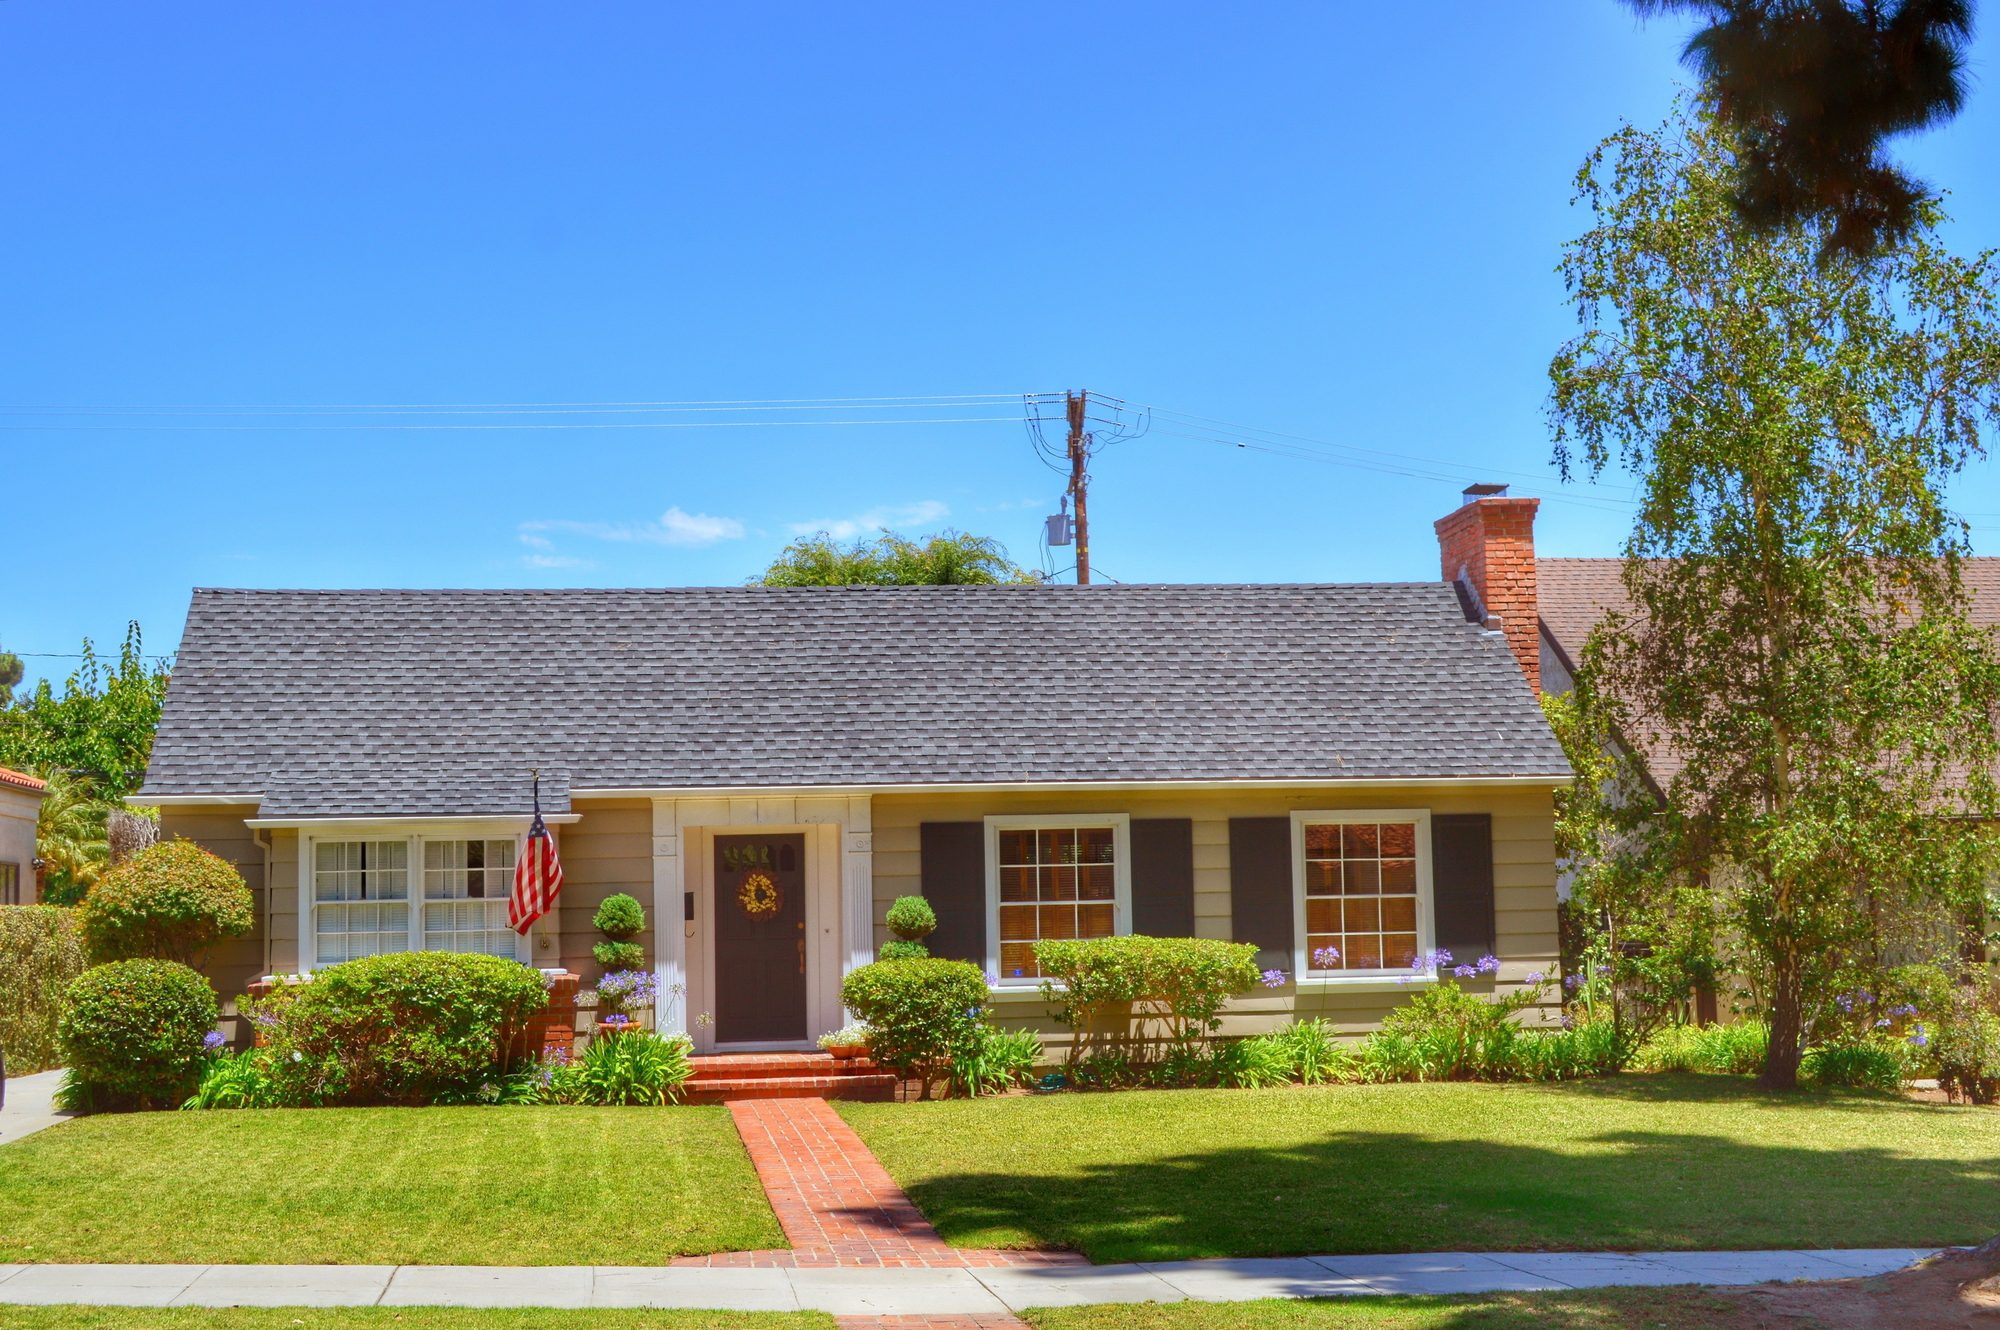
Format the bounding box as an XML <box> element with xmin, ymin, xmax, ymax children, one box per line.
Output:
<box><xmin>1024</xmin><ymin>1289</ymin><xmax>1752</xmax><ymax>1330</ymax></box>
<box><xmin>0</xmin><ymin>1106</ymin><xmax>783</xmax><ymax>1264</ymax></box>
<box><xmin>0</xmin><ymin>1313</ymin><xmax>825</xmax><ymax>1330</ymax></box>
<box><xmin>840</xmin><ymin>1075</ymin><xmax>2000</xmax><ymax>1263</ymax></box>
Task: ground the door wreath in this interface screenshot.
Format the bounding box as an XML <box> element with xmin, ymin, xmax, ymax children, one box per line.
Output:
<box><xmin>738</xmin><ymin>869</ymin><xmax>781</xmax><ymax>918</ymax></box>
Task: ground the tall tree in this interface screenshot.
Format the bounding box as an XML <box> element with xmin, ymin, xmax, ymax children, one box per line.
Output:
<box><xmin>31</xmin><ymin>768</ymin><xmax>111</xmax><ymax>905</ymax></box>
<box><xmin>0</xmin><ymin>623</ymin><xmax>171</xmax><ymax>798</ymax></box>
<box><xmin>759</xmin><ymin>530</ymin><xmax>1035</xmax><ymax>587</ymax></box>
<box><xmin>1548</xmin><ymin>103</ymin><xmax>2000</xmax><ymax>1088</ymax></box>
<box><xmin>1632</xmin><ymin>0</ymin><xmax>1975</xmax><ymax>258</ymax></box>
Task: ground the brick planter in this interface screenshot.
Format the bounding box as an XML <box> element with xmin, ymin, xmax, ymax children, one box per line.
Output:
<box><xmin>517</xmin><ymin>970</ymin><xmax>580</xmax><ymax>1060</ymax></box>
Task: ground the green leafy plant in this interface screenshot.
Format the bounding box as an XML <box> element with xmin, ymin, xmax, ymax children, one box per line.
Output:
<box><xmin>78</xmin><ymin>840</ymin><xmax>254</xmax><ymax>967</ymax></box>
<box><xmin>1510</xmin><ymin>1019</ymin><xmax>1629</xmax><ymax>1081</ymax></box>
<box><xmin>1801</xmin><ymin>1041</ymin><xmax>1905</xmax><ymax>1091</ymax></box>
<box><xmin>839</xmin><ymin>957</ymin><xmax>988</xmax><ymax>1098</ymax></box>
<box><xmin>0</xmin><ymin>904</ymin><xmax>88</xmax><ymax>1074</ymax></box>
<box><xmin>885</xmin><ymin>894</ymin><xmax>937</xmax><ymax>939</ymax></box>
<box><xmin>1633</xmin><ymin>1021</ymin><xmax>1771</xmax><ymax>1075</ymax></box>
<box><xmin>950</xmin><ymin>1022</ymin><xmax>1042</xmax><ymax>1097</ymax></box>
<box><xmin>247</xmin><ymin>951</ymin><xmax>548</xmax><ymax>1106</ymax></box>
<box><xmin>1927</xmin><ymin>983</ymin><xmax>2000</xmax><ymax>1105</ymax></box>
<box><xmin>433</xmin><ymin>1059</ymin><xmax>556</xmax><ymax>1106</ymax></box>
<box><xmin>592</xmin><ymin>893</ymin><xmax>646</xmax><ymax>939</ymax></box>
<box><xmin>568</xmin><ymin>1031</ymin><xmax>693</xmax><ymax>1105</ymax></box>
<box><xmin>1033</xmin><ymin>934</ymin><xmax>1261</xmax><ymax>1070</ymax></box>
<box><xmin>878</xmin><ymin>940</ymin><xmax>929</xmax><ymax>961</ymax></box>
<box><xmin>183</xmin><ymin>1047</ymin><xmax>280</xmax><ymax>1109</ymax></box>
<box><xmin>57</xmin><ymin>958</ymin><xmax>217</xmax><ymax>1109</ymax></box>
<box><xmin>1209</xmin><ymin>1033</ymin><xmax>1296</xmax><ymax>1089</ymax></box>
<box><xmin>1272</xmin><ymin>1018</ymin><xmax>1352</xmax><ymax>1085</ymax></box>
<box><xmin>593</xmin><ymin>940</ymin><xmax>645</xmax><ymax>970</ymax></box>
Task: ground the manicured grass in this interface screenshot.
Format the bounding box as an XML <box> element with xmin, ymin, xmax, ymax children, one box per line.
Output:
<box><xmin>0</xmin><ymin>1313</ymin><xmax>826</xmax><ymax>1330</ymax></box>
<box><xmin>1024</xmin><ymin>1289</ymin><xmax>1754</xmax><ymax>1330</ymax></box>
<box><xmin>840</xmin><ymin>1075</ymin><xmax>2000</xmax><ymax>1263</ymax></box>
<box><xmin>0</xmin><ymin>1106</ymin><xmax>783</xmax><ymax>1264</ymax></box>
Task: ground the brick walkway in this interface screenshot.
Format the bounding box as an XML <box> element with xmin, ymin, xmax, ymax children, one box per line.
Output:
<box><xmin>677</xmin><ymin>1096</ymin><xmax>1085</xmax><ymax>1279</ymax></box>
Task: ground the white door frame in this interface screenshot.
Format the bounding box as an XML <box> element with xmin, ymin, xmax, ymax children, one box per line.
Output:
<box><xmin>650</xmin><ymin>795</ymin><xmax>873</xmax><ymax>1053</ymax></box>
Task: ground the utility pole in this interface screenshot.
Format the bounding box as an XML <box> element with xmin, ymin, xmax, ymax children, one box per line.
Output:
<box><xmin>1065</xmin><ymin>390</ymin><xmax>1091</xmax><ymax>584</ymax></box>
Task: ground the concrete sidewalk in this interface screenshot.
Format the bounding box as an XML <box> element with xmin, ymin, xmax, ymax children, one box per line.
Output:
<box><xmin>0</xmin><ymin>1248</ymin><xmax>1938</xmax><ymax>1313</ymax></box>
<box><xmin>0</xmin><ymin>1070</ymin><xmax>75</xmax><ymax>1146</ymax></box>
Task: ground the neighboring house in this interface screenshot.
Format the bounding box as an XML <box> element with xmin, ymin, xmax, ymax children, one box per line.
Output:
<box><xmin>137</xmin><ymin>490</ymin><xmax>1569</xmax><ymax>1052</ymax></box>
<box><xmin>0</xmin><ymin>767</ymin><xmax>46</xmax><ymax>905</ymax></box>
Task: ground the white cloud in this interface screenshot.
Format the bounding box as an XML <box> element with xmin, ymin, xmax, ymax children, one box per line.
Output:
<box><xmin>787</xmin><ymin>499</ymin><xmax>951</xmax><ymax>540</ymax></box>
<box><xmin>521</xmin><ymin>552</ymin><xmax>594</xmax><ymax>570</ymax></box>
<box><xmin>519</xmin><ymin>505</ymin><xmax>747</xmax><ymax>550</ymax></box>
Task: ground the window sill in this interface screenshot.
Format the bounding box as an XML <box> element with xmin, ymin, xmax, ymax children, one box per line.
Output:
<box><xmin>988</xmin><ymin>983</ymin><xmax>1055</xmax><ymax>1000</ymax></box>
<box><xmin>1292</xmin><ymin>974</ymin><xmax>1438</xmax><ymax>993</ymax></box>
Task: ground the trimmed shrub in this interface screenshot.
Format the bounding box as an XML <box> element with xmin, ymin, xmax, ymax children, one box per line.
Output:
<box><xmin>840</xmin><ymin>957</ymin><xmax>988</xmax><ymax>1097</ymax></box>
<box><xmin>592</xmin><ymin>940</ymin><xmax>646</xmax><ymax>971</ymax></box>
<box><xmin>884</xmin><ymin>895</ymin><xmax>937</xmax><ymax>942</ymax></box>
<box><xmin>1033</xmin><ymin>934</ymin><xmax>1261</xmax><ymax>1068</ymax></box>
<box><xmin>0</xmin><ymin>905</ymin><xmax>89</xmax><ymax>1074</ymax></box>
<box><xmin>78</xmin><ymin>840</ymin><xmax>253</xmax><ymax>967</ymax></box>
<box><xmin>592</xmin><ymin>893</ymin><xmax>646</xmax><ymax>940</ymax></box>
<box><xmin>1929</xmin><ymin>986</ymin><xmax>2000</xmax><ymax>1105</ymax></box>
<box><xmin>878</xmin><ymin>939</ymin><xmax>930</xmax><ymax>961</ymax></box>
<box><xmin>1801</xmin><ymin>1041</ymin><xmax>1904</xmax><ymax>1091</ymax></box>
<box><xmin>251</xmin><ymin>951</ymin><xmax>548</xmax><ymax>1106</ymax></box>
<box><xmin>58</xmin><ymin>959</ymin><xmax>218</xmax><ymax>1109</ymax></box>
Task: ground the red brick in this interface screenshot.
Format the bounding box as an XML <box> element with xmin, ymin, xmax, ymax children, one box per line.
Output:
<box><xmin>1436</xmin><ymin>492</ymin><xmax>1541</xmax><ymax>692</ymax></box>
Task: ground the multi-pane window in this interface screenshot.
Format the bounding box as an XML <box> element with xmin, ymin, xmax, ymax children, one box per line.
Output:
<box><xmin>422</xmin><ymin>838</ymin><xmax>519</xmax><ymax>956</ymax></box>
<box><xmin>1302</xmin><ymin>818</ymin><xmax>1421</xmax><ymax>973</ymax></box>
<box><xmin>993</xmin><ymin>822</ymin><xmax>1121</xmax><ymax>981</ymax></box>
<box><xmin>313</xmin><ymin>840</ymin><xmax>410</xmax><ymax>965</ymax></box>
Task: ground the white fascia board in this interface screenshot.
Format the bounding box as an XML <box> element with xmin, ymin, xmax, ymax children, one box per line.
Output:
<box><xmin>570</xmin><ymin>775</ymin><xmax>1572</xmax><ymax>799</ymax></box>
<box><xmin>135</xmin><ymin>794</ymin><xmax>266</xmax><ymax>807</ymax></box>
<box><xmin>245</xmin><ymin>813</ymin><xmax>584</xmax><ymax>831</ymax></box>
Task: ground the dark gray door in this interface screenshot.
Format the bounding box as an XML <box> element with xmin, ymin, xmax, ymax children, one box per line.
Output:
<box><xmin>714</xmin><ymin>834</ymin><xmax>808</xmax><ymax>1043</ymax></box>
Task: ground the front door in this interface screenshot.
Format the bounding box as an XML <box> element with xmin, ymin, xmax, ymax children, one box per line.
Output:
<box><xmin>713</xmin><ymin>834</ymin><xmax>808</xmax><ymax>1044</ymax></box>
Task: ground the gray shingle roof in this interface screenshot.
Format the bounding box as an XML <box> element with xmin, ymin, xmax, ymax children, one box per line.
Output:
<box><xmin>139</xmin><ymin>584</ymin><xmax>1569</xmax><ymax>817</ymax></box>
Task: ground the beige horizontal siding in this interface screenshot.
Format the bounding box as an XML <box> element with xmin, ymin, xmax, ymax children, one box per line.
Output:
<box><xmin>871</xmin><ymin>784</ymin><xmax>1560</xmax><ymax>1039</ymax></box>
<box><xmin>554</xmin><ymin>798</ymin><xmax>654</xmax><ymax>979</ymax></box>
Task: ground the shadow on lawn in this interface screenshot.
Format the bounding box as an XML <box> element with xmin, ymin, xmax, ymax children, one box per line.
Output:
<box><xmin>881</xmin><ymin>1108</ymin><xmax>2000</xmax><ymax>1264</ymax></box>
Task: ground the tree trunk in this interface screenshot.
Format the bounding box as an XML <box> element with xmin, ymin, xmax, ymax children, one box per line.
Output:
<box><xmin>1759</xmin><ymin>950</ymin><xmax>1804</xmax><ymax>1090</ymax></box>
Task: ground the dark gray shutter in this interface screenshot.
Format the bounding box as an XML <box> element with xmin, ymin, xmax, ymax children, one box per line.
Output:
<box><xmin>1130</xmin><ymin>818</ymin><xmax>1194</xmax><ymax>937</ymax></box>
<box><xmin>1432</xmin><ymin>813</ymin><xmax>1496</xmax><ymax>964</ymax></box>
<box><xmin>1228</xmin><ymin>817</ymin><xmax>1293</xmax><ymax>969</ymax></box>
<box><xmin>920</xmin><ymin>821</ymin><xmax>986</xmax><ymax>964</ymax></box>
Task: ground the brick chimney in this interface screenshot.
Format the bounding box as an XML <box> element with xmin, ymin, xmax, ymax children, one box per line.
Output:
<box><xmin>1435</xmin><ymin>483</ymin><xmax>1541</xmax><ymax>693</ymax></box>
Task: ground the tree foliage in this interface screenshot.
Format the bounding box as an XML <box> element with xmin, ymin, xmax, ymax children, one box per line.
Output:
<box><xmin>1631</xmin><ymin>1</ymin><xmax>1975</xmax><ymax>258</ymax></box>
<box><xmin>1548</xmin><ymin>103</ymin><xmax>2000</xmax><ymax>1088</ymax></box>
<box><xmin>758</xmin><ymin>529</ymin><xmax>1034</xmax><ymax>586</ymax></box>
<box><xmin>31</xmin><ymin>769</ymin><xmax>111</xmax><ymax>906</ymax></box>
<box><xmin>0</xmin><ymin>622</ymin><xmax>170</xmax><ymax>798</ymax></box>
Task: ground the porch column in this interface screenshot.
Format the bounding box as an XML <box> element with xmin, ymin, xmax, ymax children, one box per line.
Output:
<box><xmin>841</xmin><ymin>794</ymin><xmax>875</xmax><ymax>976</ymax></box>
<box><xmin>650</xmin><ymin>798</ymin><xmax>689</xmax><ymax>1037</ymax></box>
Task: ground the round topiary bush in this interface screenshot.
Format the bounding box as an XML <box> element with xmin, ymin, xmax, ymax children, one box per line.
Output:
<box><xmin>592</xmin><ymin>893</ymin><xmax>646</xmax><ymax>940</ymax></box>
<box><xmin>79</xmin><ymin>840</ymin><xmax>254</xmax><ymax>967</ymax></box>
<box><xmin>58</xmin><ymin>958</ymin><xmax>218</xmax><ymax>1108</ymax></box>
<box><xmin>884</xmin><ymin>894</ymin><xmax>937</xmax><ymax>943</ymax></box>
<box><xmin>878</xmin><ymin>939</ymin><xmax>930</xmax><ymax>961</ymax></box>
<box><xmin>593</xmin><ymin>939</ymin><xmax>646</xmax><ymax>970</ymax></box>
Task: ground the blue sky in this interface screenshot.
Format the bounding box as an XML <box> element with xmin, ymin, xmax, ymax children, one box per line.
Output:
<box><xmin>5</xmin><ymin>3</ymin><xmax>1999</xmax><ymax>689</ymax></box>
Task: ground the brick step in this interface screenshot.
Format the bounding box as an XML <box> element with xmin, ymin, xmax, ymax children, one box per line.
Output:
<box><xmin>688</xmin><ymin>1052</ymin><xmax>880</xmax><ymax>1081</ymax></box>
<box><xmin>683</xmin><ymin>1072</ymin><xmax>897</xmax><ymax>1105</ymax></box>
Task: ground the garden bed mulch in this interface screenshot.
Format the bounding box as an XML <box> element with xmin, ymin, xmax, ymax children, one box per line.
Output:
<box><xmin>1694</xmin><ymin>1236</ymin><xmax>2000</xmax><ymax>1330</ymax></box>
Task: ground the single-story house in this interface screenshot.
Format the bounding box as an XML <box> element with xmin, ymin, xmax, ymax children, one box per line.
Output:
<box><xmin>137</xmin><ymin>488</ymin><xmax>1570</xmax><ymax>1052</ymax></box>
<box><xmin>0</xmin><ymin>767</ymin><xmax>45</xmax><ymax>905</ymax></box>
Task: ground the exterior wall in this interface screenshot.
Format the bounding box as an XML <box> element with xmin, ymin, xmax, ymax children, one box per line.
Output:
<box><xmin>158</xmin><ymin>806</ymin><xmax>270</xmax><ymax>1023</ymax></box>
<box><xmin>871</xmin><ymin>784</ymin><xmax>1560</xmax><ymax>1042</ymax></box>
<box><xmin>554</xmin><ymin>798</ymin><xmax>655</xmax><ymax>978</ymax></box>
<box><xmin>0</xmin><ymin>785</ymin><xmax>40</xmax><ymax>904</ymax></box>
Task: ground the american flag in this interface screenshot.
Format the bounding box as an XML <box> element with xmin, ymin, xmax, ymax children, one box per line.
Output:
<box><xmin>509</xmin><ymin>775</ymin><xmax>564</xmax><ymax>935</ymax></box>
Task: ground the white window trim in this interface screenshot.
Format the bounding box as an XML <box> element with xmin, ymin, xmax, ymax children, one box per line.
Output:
<box><xmin>301</xmin><ymin>821</ymin><xmax>534</xmax><ymax>973</ymax></box>
<box><xmin>983</xmin><ymin>812</ymin><xmax>1132</xmax><ymax>990</ymax></box>
<box><xmin>1289</xmin><ymin>808</ymin><xmax>1434</xmax><ymax>986</ymax></box>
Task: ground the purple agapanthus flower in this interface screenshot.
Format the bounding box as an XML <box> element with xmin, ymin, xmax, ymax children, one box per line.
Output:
<box><xmin>1476</xmin><ymin>955</ymin><xmax>1500</xmax><ymax>975</ymax></box>
<box><xmin>1452</xmin><ymin>964</ymin><xmax>1477</xmax><ymax>978</ymax></box>
<box><xmin>1835</xmin><ymin>994</ymin><xmax>1854</xmax><ymax>1013</ymax></box>
<box><xmin>1888</xmin><ymin>1003</ymin><xmax>1920</xmax><ymax>1018</ymax></box>
<box><xmin>202</xmin><ymin>1030</ymin><xmax>226</xmax><ymax>1051</ymax></box>
<box><xmin>1260</xmin><ymin>968</ymin><xmax>1287</xmax><ymax>989</ymax></box>
<box><xmin>1563</xmin><ymin>972</ymin><xmax>1584</xmax><ymax>990</ymax></box>
<box><xmin>1875</xmin><ymin>1018</ymin><xmax>1892</xmax><ymax>1029</ymax></box>
<box><xmin>1525</xmin><ymin>971</ymin><xmax>1545</xmax><ymax>984</ymax></box>
<box><xmin>1311</xmin><ymin>946</ymin><xmax>1341</xmax><ymax>968</ymax></box>
<box><xmin>1908</xmin><ymin>1024</ymin><xmax>1929</xmax><ymax>1048</ymax></box>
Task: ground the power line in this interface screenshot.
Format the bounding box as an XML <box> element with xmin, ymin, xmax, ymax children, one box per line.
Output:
<box><xmin>0</xmin><ymin>414</ymin><xmax>1025</xmax><ymax>434</ymax></box>
<box><xmin>0</xmin><ymin>391</ymin><xmax>1034</xmax><ymax>416</ymax></box>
